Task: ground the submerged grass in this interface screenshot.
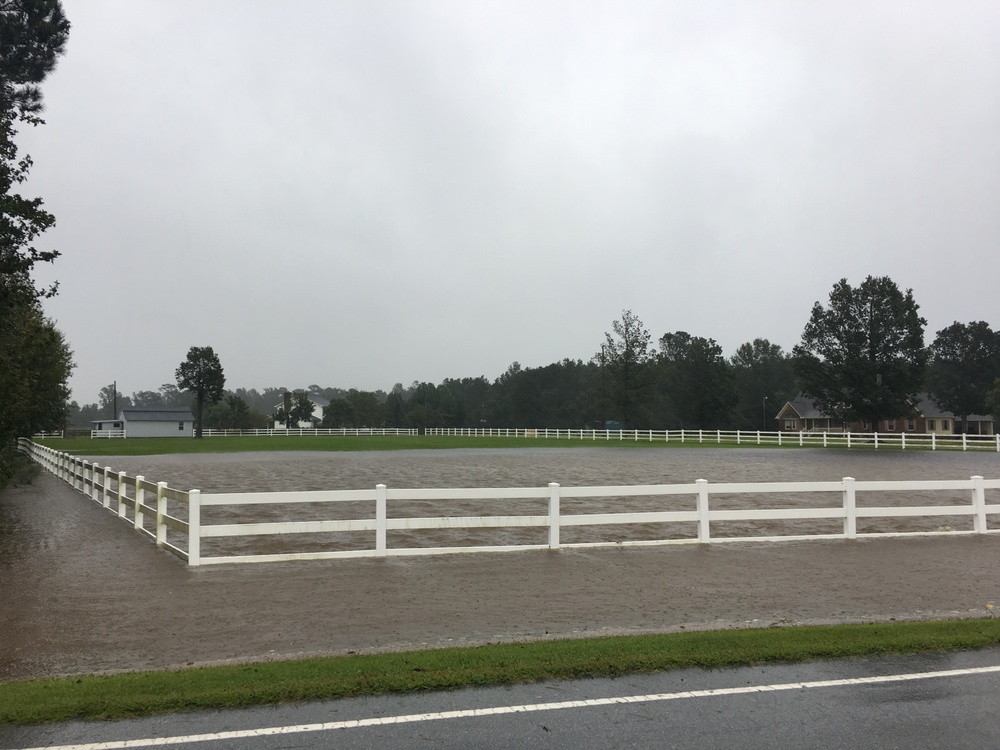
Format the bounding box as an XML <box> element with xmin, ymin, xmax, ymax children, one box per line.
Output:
<box><xmin>3</xmin><ymin>618</ymin><xmax>1000</xmax><ymax>725</ymax></box>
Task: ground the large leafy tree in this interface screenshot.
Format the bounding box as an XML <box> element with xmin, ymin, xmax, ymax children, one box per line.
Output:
<box><xmin>1</xmin><ymin>0</ymin><xmax>71</xmax><ymax>485</ymax></box>
<box><xmin>598</xmin><ymin>310</ymin><xmax>653</xmax><ymax>428</ymax></box>
<box><xmin>653</xmin><ymin>331</ymin><xmax>735</xmax><ymax>429</ymax></box>
<box><xmin>1</xmin><ymin>0</ymin><xmax>70</xmax><ymax>297</ymax></box>
<box><xmin>0</xmin><ymin>289</ymin><xmax>72</xmax><ymax>436</ymax></box>
<box><xmin>793</xmin><ymin>276</ymin><xmax>927</xmax><ymax>428</ymax></box>
<box><xmin>926</xmin><ymin>321</ymin><xmax>1000</xmax><ymax>433</ymax></box>
<box><xmin>987</xmin><ymin>378</ymin><xmax>1000</xmax><ymax>421</ymax></box>
<box><xmin>729</xmin><ymin>338</ymin><xmax>797</xmax><ymax>430</ymax></box>
<box><xmin>175</xmin><ymin>346</ymin><xmax>226</xmax><ymax>438</ymax></box>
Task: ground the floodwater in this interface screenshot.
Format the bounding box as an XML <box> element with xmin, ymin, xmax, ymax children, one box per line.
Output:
<box><xmin>3</xmin><ymin>446</ymin><xmax>1000</xmax><ymax>681</ymax></box>
<box><xmin>81</xmin><ymin>447</ymin><xmax>1000</xmax><ymax>557</ymax></box>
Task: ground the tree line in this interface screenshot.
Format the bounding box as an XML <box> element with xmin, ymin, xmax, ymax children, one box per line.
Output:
<box><xmin>70</xmin><ymin>277</ymin><xmax>1000</xmax><ymax>436</ymax></box>
<box><xmin>0</xmin><ymin>1</ymin><xmax>73</xmax><ymax>486</ymax></box>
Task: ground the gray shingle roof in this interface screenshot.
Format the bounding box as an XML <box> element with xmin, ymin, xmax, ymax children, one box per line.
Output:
<box><xmin>120</xmin><ymin>408</ymin><xmax>195</xmax><ymax>422</ymax></box>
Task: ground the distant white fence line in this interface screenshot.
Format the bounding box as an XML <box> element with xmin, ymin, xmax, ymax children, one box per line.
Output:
<box><xmin>17</xmin><ymin>439</ymin><xmax>1000</xmax><ymax>567</ymax></box>
<box><xmin>75</xmin><ymin>426</ymin><xmax>1000</xmax><ymax>451</ymax></box>
<box><xmin>88</xmin><ymin>427</ymin><xmax>419</xmax><ymax>439</ymax></box>
<box><xmin>429</xmin><ymin>427</ymin><xmax>1000</xmax><ymax>451</ymax></box>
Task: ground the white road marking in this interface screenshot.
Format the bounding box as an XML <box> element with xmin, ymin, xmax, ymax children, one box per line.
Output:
<box><xmin>14</xmin><ymin>664</ymin><xmax>1000</xmax><ymax>750</ymax></box>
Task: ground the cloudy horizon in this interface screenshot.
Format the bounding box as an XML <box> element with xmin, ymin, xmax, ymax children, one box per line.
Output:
<box><xmin>17</xmin><ymin>0</ymin><xmax>1000</xmax><ymax>404</ymax></box>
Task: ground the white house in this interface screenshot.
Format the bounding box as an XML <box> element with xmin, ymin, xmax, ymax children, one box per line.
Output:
<box><xmin>118</xmin><ymin>408</ymin><xmax>195</xmax><ymax>438</ymax></box>
<box><xmin>272</xmin><ymin>392</ymin><xmax>330</xmax><ymax>429</ymax></box>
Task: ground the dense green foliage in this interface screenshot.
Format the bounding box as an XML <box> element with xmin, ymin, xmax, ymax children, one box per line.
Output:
<box><xmin>927</xmin><ymin>321</ymin><xmax>1000</xmax><ymax>431</ymax></box>
<box><xmin>0</xmin><ymin>0</ymin><xmax>71</xmax><ymax>486</ymax></box>
<box><xmin>62</xmin><ymin>284</ymin><xmax>998</xmax><ymax>436</ymax></box>
<box><xmin>175</xmin><ymin>346</ymin><xmax>226</xmax><ymax>438</ymax></box>
<box><xmin>793</xmin><ymin>276</ymin><xmax>928</xmax><ymax>427</ymax></box>
<box><xmin>3</xmin><ymin>618</ymin><xmax>1000</xmax><ymax>724</ymax></box>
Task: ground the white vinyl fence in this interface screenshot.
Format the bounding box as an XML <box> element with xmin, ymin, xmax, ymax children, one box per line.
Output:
<box><xmin>17</xmin><ymin>439</ymin><xmax>1000</xmax><ymax>567</ymax></box>
<box><xmin>428</xmin><ymin>427</ymin><xmax>1000</xmax><ymax>452</ymax></box>
<box><xmin>89</xmin><ymin>427</ymin><xmax>419</xmax><ymax>439</ymax></box>
<box><xmin>77</xmin><ymin>426</ymin><xmax>1000</xmax><ymax>450</ymax></box>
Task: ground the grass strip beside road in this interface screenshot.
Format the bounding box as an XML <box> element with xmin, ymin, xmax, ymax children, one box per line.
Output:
<box><xmin>3</xmin><ymin>619</ymin><xmax>1000</xmax><ymax>725</ymax></box>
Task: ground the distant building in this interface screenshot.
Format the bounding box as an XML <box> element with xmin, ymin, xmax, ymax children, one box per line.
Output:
<box><xmin>118</xmin><ymin>408</ymin><xmax>195</xmax><ymax>438</ymax></box>
<box><xmin>272</xmin><ymin>392</ymin><xmax>330</xmax><ymax>429</ymax></box>
<box><xmin>775</xmin><ymin>394</ymin><xmax>994</xmax><ymax>435</ymax></box>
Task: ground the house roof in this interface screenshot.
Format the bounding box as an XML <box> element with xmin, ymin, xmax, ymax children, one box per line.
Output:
<box><xmin>273</xmin><ymin>393</ymin><xmax>330</xmax><ymax>409</ymax></box>
<box><xmin>778</xmin><ymin>396</ymin><xmax>828</xmax><ymax>420</ymax></box>
<box><xmin>780</xmin><ymin>393</ymin><xmax>993</xmax><ymax>423</ymax></box>
<box><xmin>120</xmin><ymin>408</ymin><xmax>195</xmax><ymax>422</ymax></box>
<box><xmin>913</xmin><ymin>394</ymin><xmax>992</xmax><ymax>422</ymax></box>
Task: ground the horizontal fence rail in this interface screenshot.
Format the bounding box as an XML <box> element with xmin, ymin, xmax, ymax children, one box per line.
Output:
<box><xmin>17</xmin><ymin>439</ymin><xmax>1000</xmax><ymax>567</ymax></box>
<box><xmin>427</xmin><ymin>427</ymin><xmax>1000</xmax><ymax>452</ymax></box>
<box><xmin>49</xmin><ymin>427</ymin><xmax>999</xmax><ymax>452</ymax></box>
<box><xmin>17</xmin><ymin>438</ymin><xmax>196</xmax><ymax>565</ymax></box>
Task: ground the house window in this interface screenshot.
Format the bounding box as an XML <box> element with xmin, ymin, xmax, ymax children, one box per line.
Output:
<box><xmin>928</xmin><ymin>419</ymin><xmax>936</xmax><ymax>431</ymax></box>
<box><xmin>862</xmin><ymin>421</ymin><xmax>871</xmax><ymax>431</ymax></box>
<box><xmin>942</xmin><ymin>419</ymin><xmax>950</xmax><ymax>430</ymax></box>
<box><xmin>178</xmin><ymin>422</ymin><xmax>184</xmax><ymax>431</ymax></box>
<box><xmin>885</xmin><ymin>419</ymin><xmax>896</xmax><ymax>431</ymax></box>
<box><xmin>906</xmin><ymin>419</ymin><xmax>916</xmax><ymax>431</ymax></box>
<box><xmin>784</xmin><ymin>419</ymin><xmax>797</xmax><ymax>431</ymax></box>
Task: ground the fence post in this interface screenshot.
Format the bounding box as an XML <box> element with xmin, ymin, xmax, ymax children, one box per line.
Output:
<box><xmin>874</xmin><ymin>432</ymin><xmax>879</xmax><ymax>449</ymax></box>
<box><xmin>932</xmin><ymin>433</ymin><xmax>936</xmax><ymax>451</ymax></box>
<box><xmin>548</xmin><ymin>482</ymin><xmax>561</xmax><ymax>549</ymax></box>
<box><xmin>188</xmin><ymin>489</ymin><xmax>201</xmax><ymax>566</ymax></box>
<box><xmin>81</xmin><ymin>460</ymin><xmax>90</xmax><ymax>498</ymax></box>
<box><xmin>103</xmin><ymin>467</ymin><xmax>113</xmax><ymax>509</ymax></box>
<box><xmin>962</xmin><ymin>434</ymin><xmax>968</xmax><ymax>451</ymax></box>
<box><xmin>972</xmin><ymin>476</ymin><xmax>986</xmax><ymax>534</ymax></box>
<box><xmin>134</xmin><ymin>475</ymin><xmax>145</xmax><ymax>530</ymax></box>
<box><xmin>375</xmin><ymin>484</ymin><xmax>387</xmax><ymax>556</ymax></box>
<box><xmin>847</xmin><ymin>432</ymin><xmax>851</xmax><ymax>449</ymax></box>
<box><xmin>843</xmin><ymin>477</ymin><xmax>857</xmax><ymax>539</ymax></box>
<box><xmin>117</xmin><ymin>471</ymin><xmax>127</xmax><ymax>518</ymax></box>
<box><xmin>696</xmin><ymin>479</ymin><xmax>710</xmax><ymax>542</ymax></box>
<box><xmin>799</xmin><ymin>431</ymin><xmax>803</xmax><ymax>447</ymax></box>
<box><xmin>901</xmin><ymin>432</ymin><xmax>906</xmax><ymax>450</ymax></box>
<box><xmin>156</xmin><ymin>482</ymin><xmax>167</xmax><ymax>548</ymax></box>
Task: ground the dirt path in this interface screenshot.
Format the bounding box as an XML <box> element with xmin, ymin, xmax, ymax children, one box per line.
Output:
<box><xmin>2</xmin><ymin>472</ymin><xmax>999</xmax><ymax>682</ymax></box>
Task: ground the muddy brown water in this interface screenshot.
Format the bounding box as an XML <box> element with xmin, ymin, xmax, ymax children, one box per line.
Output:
<box><xmin>83</xmin><ymin>447</ymin><xmax>1000</xmax><ymax>557</ymax></box>
<box><xmin>2</xmin><ymin>447</ymin><xmax>999</xmax><ymax>681</ymax></box>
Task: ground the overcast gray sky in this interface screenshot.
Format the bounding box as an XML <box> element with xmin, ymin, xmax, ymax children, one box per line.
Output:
<box><xmin>19</xmin><ymin>0</ymin><xmax>1000</xmax><ymax>403</ymax></box>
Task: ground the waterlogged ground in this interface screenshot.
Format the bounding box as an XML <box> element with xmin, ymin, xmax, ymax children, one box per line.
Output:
<box><xmin>81</xmin><ymin>446</ymin><xmax>1000</xmax><ymax>557</ymax></box>
<box><xmin>1</xmin><ymin>446</ymin><xmax>999</xmax><ymax>681</ymax></box>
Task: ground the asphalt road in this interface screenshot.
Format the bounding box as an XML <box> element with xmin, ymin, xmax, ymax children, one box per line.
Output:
<box><xmin>4</xmin><ymin>648</ymin><xmax>1000</xmax><ymax>749</ymax></box>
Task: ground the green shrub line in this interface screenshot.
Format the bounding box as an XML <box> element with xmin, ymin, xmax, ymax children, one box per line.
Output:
<box><xmin>3</xmin><ymin>619</ymin><xmax>1000</xmax><ymax>725</ymax></box>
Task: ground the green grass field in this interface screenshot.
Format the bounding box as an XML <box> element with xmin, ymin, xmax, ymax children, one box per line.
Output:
<box><xmin>2</xmin><ymin>619</ymin><xmax>999</xmax><ymax>725</ymax></box>
<box><xmin>38</xmin><ymin>433</ymin><xmax>790</xmax><ymax>456</ymax></box>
